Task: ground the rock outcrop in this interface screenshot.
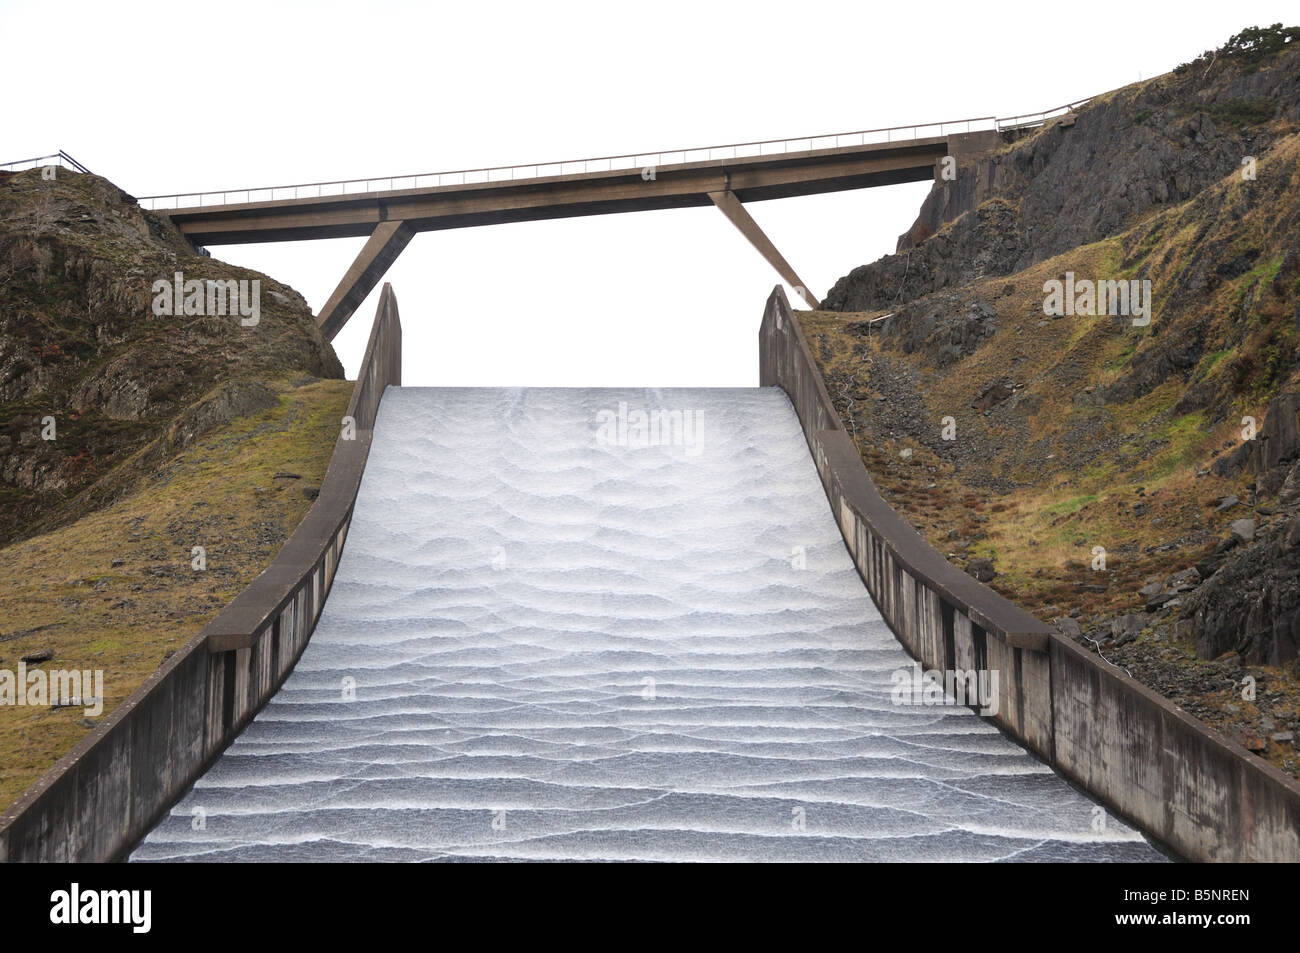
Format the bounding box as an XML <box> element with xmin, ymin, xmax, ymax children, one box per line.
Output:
<box><xmin>0</xmin><ymin>168</ymin><xmax>343</xmax><ymax>545</ymax></box>
<box><xmin>823</xmin><ymin>37</ymin><xmax>1300</xmax><ymax>313</ymax></box>
<box><xmin>1186</xmin><ymin>513</ymin><xmax>1300</xmax><ymax>665</ymax></box>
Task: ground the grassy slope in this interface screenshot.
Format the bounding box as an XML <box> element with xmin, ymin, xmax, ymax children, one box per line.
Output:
<box><xmin>0</xmin><ymin>377</ymin><xmax>351</xmax><ymax>809</ymax></box>
<box><xmin>799</xmin><ymin>133</ymin><xmax>1300</xmax><ymax>778</ymax></box>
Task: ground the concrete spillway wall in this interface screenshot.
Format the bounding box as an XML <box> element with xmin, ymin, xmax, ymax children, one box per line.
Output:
<box><xmin>760</xmin><ymin>285</ymin><xmax>1300</xmax><ymax>862</ymax></box>
<box><xmin>0</xmin><ymin>286</ymin><xmax>402</xmax><ymax>863</ymax></box>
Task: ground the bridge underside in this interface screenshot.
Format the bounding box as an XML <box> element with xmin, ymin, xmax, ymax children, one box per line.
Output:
<box><xmin>161</xmin><ymin>131</ymin><xmax>998</xmax><ymax>339</ymax></box>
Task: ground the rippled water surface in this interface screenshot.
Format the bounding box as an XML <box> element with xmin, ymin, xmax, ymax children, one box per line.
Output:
<box><xmin>134</xmin><ymin>388</ymin><xmax>1163</xmax><ymax>862</ymax></box>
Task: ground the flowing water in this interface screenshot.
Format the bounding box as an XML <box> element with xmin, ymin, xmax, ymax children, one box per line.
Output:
<box><xmin>133</xmin><ymin>388</ymin><xmax>1163</xmax><ymax>862</ymax></box>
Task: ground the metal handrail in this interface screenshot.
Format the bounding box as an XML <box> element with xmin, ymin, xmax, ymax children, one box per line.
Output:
<box><xmin>134</xmin><ymin>95</ymin><xmax>1098</xmax><ymax>212</ymax></box>
<box><xmin>995</xmin><ymin>96</ymin><xmax>1095</xmax><ymax>132</ymax></box>
<box><xmin>135</xmin><ymin>116</ymin><xmax>999</xmax><ymax>211</ymax></box>
<box><xmin>0</xmin><ymin>150</ymin><xmax>92</xmax><ymax>174</ymax></box>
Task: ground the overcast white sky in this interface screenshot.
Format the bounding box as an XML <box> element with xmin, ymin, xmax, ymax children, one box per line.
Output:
<box><xmin>6</xmin><ymin>1</ymin><xmax>1294</xmax><ymax>385</ymax></box>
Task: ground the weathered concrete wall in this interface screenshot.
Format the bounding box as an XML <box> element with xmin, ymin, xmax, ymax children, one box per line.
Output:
<box><xmin>0</xmin><ymin>284</ymin><xmax>403</xmax><ymax>863</ymax></box>
<box><xmin>760</xmin><ymin>284</ymin><xmax>1300</xmax><ymax>862</ymax></box>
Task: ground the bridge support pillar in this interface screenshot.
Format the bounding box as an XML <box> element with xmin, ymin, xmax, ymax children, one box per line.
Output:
<box><xmin>708</xmin><ymin>190</ymin><xmax>819</xmax><ymax>309</ymax></box>
<box><xmin>318</xmin><ymin>220</ymin><xmax>414</xmax><ymax>340</ymax></box>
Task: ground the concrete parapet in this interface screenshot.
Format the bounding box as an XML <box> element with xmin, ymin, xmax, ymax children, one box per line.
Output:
<box><xmin>759</xmin><ymin>284</ymin><xmax>1300</xmax><ymax>861</ymax></box>
<box><xmin>0</xmin><ymin>286</ymin><xmax>403</xmax><ymax>863</ymax></box>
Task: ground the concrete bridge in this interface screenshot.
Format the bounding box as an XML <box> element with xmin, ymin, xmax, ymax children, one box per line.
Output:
<box><xmin>8</xmin><ymin>96</ymin><xmax>1300</xmax><ymax>864</ymax></box>
<box><xmin>141</xmin><ymin>120</ymin><xmax>1009</xmax><ymax>339</ymax></box>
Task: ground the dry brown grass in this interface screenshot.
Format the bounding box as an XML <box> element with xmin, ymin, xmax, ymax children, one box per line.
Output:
<box><xmin>0</xmin><ymin>377</ymin><xmax>352</xmax><ymax>809</ymax></box>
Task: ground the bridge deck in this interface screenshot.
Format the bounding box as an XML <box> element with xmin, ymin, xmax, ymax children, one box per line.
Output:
<box><xmin>159</xmin><ymin>134</ymin><xmax>991</xmax><ymax>245</ymax></box>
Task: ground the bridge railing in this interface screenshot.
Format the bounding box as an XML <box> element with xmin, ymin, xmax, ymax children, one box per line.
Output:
<box><xmin>995</xmin><ymin>96</ymin><xmax>1094</xmax><ymax>133</ymax></box>
<box><xmin>0</xmin><ymin>150</ymin><xmax>92</xmax><ymax>175</ymax></box>
<box><xmin>136</xmin><ymin>95</ymin><xmax>1102</xmax><ymax>213</ymax></box>
<box><xmin>136</xmin><ymin>116</ymin><xmax>998</xmax><ymax>211</ymax></box>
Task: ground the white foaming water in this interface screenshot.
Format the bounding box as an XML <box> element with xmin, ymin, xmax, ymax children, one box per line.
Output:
<box><xmin>133</xmin><ymin>388</ymin><xmax>1163</xmax><ymax>862</ymax></box>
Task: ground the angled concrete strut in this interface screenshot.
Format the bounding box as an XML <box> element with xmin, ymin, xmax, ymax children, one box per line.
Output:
<box><xmin>707</xmin><ymin>190</ymin><xmax>819</xmax><ymax>308</ymax></box>
<box><xmin>318</xmin><ymin>220</ymin><xmax>414</xmax><ymax>340</ymax></box>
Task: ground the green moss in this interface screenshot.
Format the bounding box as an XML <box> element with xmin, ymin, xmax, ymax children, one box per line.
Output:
<box><xmin>1044</xmin><ymin>493</ymin><xmax>1101</xmax><ymax>517</ymax></box>
<box><xmin>1139</xmin><ymin>411</ymin><xmax>1208</xmax><ymax>481</ymax></box>
<box><xmin>1081</xmin><ymin>457</ymin><xmax>1120</xmax><ymax>486</ymax></box>
<box><xmin>1127</xmin><ymin>219</ymin><xmax>1167</xmax><ymax>271</ymax></box>
<box><xmin>1208</xmin><ymin>97</ymin><xmax>1278</xmax><ymax>125</ymax></box>
<box><xmin>1259</xmin><ymin>255</ymin><xmax>1286</xmax><ymax>285</ymax></box>
<box><xmin>1047</xmin><ymin>524</ymin><xmax>1090</xmax><ymax>547</ymax></box>
<box><xmin>1202</xmin><ymin>347</ymin><xmax>1233</xmax><ymax>374</ymax></box>
<box><xmin>1108</xmin><ymin>341</ymin><xmax>1137</xmax><ymax>371</ymax></box>
<box><xmin>1254</xmin><ymin>337</ymin><xmax>1294</xmax><ymax>397</ymax></box>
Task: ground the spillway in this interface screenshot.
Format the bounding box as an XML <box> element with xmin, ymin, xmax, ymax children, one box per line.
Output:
<box><xmin>133</xmin><ymin>387</ymin><xmax>1163</xmax><ymax>862</ymax></box>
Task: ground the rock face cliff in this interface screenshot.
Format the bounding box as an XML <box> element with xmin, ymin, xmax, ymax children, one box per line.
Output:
<box><xmin>1187</xmin><ymin>390</ymin><xmax>1300</xmax><ymax>664</ymax></box>
<box><xmin>0</xmin><ymin>168</ymin><xmax>343</xmax><ymax>546</ymax></box>
<box><xmin>824</xmin><ymin>29</ymin><xmax>1300</xmax><ymax>313</ymax></box>
<box><xmin>804</xmin><ymin>26</ymin><xmax>1300</xmax><ymax>762</ymax></box>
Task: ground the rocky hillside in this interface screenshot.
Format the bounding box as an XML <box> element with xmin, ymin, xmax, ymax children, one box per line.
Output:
<box><xmin>0</xmin><ymin>166</ymin><xmax>354</xmax><ymax>809</ymax></box>
<box><xmin>0</xmin><ymin>168</ymin><xmax>343</xmax><ymax>546</ymax></box>
<box><xmin>805</xmin><ymin>26</ymin><xmax>1300</xmax><ymax>775</ymax></box>
<box><xmin>827</xmin><ymin>26</ymin><xmax>1300</xmax><ymax>312</ymax></box>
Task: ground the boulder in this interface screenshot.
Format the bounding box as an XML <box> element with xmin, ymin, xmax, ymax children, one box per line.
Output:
<box><xmin>1229</xmin><ymin>518</ymin><xmax>1256</xmax><ymax>542</ymax></box>
<box><xmin>1186</xmin><ymin>528</ymin><xmax>1300</xmax><ymax>665</ymax></box>
<box><xmin>1146</xmin><ymin>591</ymin><xmax>1178</xmax><ymax>611</ymax></box>
<box><xmin>1055</xmin><ymin>618</ymin><xmax>1083</xmax><ymax>639</ymax></box>
<box><xmin>1259</xmin><ymin>393</ymin><xmax>1300</xmax><ymax>473</ymax></box>
<box><xmin>965</xmin><ymin>558</ymin><xmax>996</xmax><ymax>583</ymax></box>
<box><xmin>1111</xmin><ymin>613</ymin><xmax>1146</xmax><ymax>645</ymax></box>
